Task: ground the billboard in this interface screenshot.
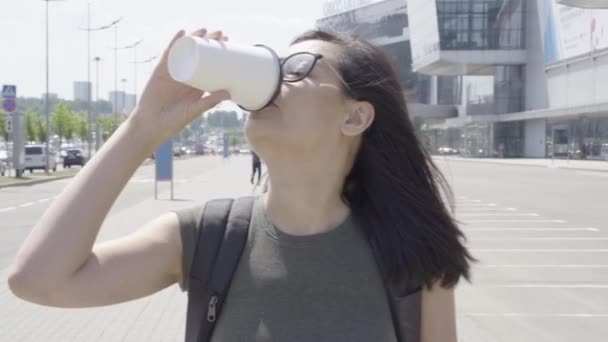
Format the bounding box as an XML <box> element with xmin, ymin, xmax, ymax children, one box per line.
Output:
<box><xmin>544</xmin><ymin>0</ymin><xmax>608</xmax><ymax>64</ymax></box>
<box><xmin>408</xmin><ymin>0</ymin><xmax>440</xmax><ymax>68</ymax></box>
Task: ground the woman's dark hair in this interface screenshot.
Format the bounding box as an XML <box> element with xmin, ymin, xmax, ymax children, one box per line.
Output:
<box><xmin>291</xmin><ymin>29</ymin><xmax>475</xmax><ymax>290</ymax></box>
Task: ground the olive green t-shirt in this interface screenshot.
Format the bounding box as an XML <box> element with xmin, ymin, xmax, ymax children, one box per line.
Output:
<box><xmin>176</xmin><ymin>196</ymin><xmax>397</xmax><ymax>342</ymax></box>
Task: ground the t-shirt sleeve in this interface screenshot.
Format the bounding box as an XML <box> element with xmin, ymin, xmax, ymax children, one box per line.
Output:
<box><xmin>173</xmin><ymin>205</ymin><xmax>205</xmax><ymax>292</ymax></box>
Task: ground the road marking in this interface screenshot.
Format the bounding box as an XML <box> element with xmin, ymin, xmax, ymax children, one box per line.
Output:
<box><xmin>471</xmin><ymin>237</ymin><xmax>608</xmax><ymax>241</ymax></box>
<box><xmin>0</xmin><ymin>206</ymin><xmax>17</xmax><ymax>213</ymax></box>
<box><xmin>478</xmin><ymin>264</ymin><xmax>608</xmax><ymax>268</ymax></box>
<box><xmin>459</xmin><ymin>213</ymin><xmax>538</xmax><ymax>217</ymax></box>
<box><xmin>480</xmin><ymin>284</ymin><xmax>608</xmax><ymax>289</ymax></box>
<box><xmin>18</xmin><ymin>202</ymin><xmax>34</xmax><ymax>208</ymax></box>
<box><xmin>465</xmin><ymin>219</ymin><xmax>565</xmax><ymax>223</ymax></box>
<box><xmin>465</xmin><ymin>228</ymin><xmax>599</xmax><ymax>232</ymax></box>
<box><xmin>459</xmin><ymin>208</ymin><xmax>517</xmax><ymax>212</ymax></box>
<box><xmin>472</xmin><ymin>249</ymin><xmax>608</xmax><ymax>252</ymax></box>
<box><xmin>576</xmin><ymin>171</ymin><xmax>608</xmax><ymax>178</ymax></box>
<box><xmin>466</xmin><ymin>313</ymin><xmax>608</xmax><ymax>318</ymax></box>
<box><xmin>37</xmin><ymin>198</ymin><xmax>52</xmax><ymax>203</ymax></box>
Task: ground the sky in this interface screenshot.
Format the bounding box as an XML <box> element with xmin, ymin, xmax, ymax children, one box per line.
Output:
<box><xmin>0</xmin><ymin>0</ymin><xmax>358</xmax><ymax>104</ymax></box>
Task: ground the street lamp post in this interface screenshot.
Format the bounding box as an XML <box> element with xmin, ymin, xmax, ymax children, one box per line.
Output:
<box><xmin>78</xmin><ymin>5</ymin><xmax>120</xmax><ymax>159</ymax></box>
<box><xmin>41</xmin><ymin>0</ymin><xmax>66</xmax><ymax>175</ymax></box>
<box><xmin>114</xmin><ymin>39</ymin><xmax>142</xmax><ymax>126</ymax></box>
<box><xmin>132</xmin><ymin>55</ymin><xmax>158</xmax><ymax>104</ymax></box>
<box><xmin>93</xmin><ymin>56</ymin><xmax>101</xmax><ymax>151</ymax></box>
<box><xmin>120</xmin><ymin>78</ymin><xmax>127</xmax><ymax>113</ymax></box>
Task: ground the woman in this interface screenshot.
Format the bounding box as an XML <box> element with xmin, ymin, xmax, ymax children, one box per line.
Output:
<box><xmin>8</xmin><ymin>27</ymin><xmax>473</xmax><ymax>341</ymax></box>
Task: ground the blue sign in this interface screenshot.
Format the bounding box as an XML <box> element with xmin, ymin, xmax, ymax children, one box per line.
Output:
<box><xmin>223</xmin><ymin>133</ymin><xmax>229</xmax><ymax>158</ymax></box>
<box><xmin>2</xmin><ymin>85</ymin><xmax>16</xmax><ymax>99</ymax></box>
<box><xmin>3</xmin><ymin>98</ymin><xmax>16</xmax><ymax>112</ymax></box>
<box><xmin>155</xmin><ymin>139</ymin><xmax>173</xmax><ymax>181</ymax></box>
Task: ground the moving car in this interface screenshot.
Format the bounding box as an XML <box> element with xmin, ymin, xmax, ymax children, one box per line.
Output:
<box><xmin>63</xmin><ymin>149</ymin><xmax>86</xmax><ymax>168</ymax></box>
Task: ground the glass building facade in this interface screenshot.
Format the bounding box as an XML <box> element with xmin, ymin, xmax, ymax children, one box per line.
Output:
<box><xmin>436</xmin><ymin>0</ymin><xmax>526</xmax><ymax>50</ymax></box>
<box><xmin>547</xmin><ymin>117</ymin><xmax>608</xmax><ymax>160</ymax></box>
<box><xmin>316</xmin><ymin>0</ymin><xmax>461</xmax><ymax>106</ymax></box>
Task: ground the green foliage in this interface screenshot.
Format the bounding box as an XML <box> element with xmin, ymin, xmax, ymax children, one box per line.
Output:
<box><xmin>51</xmin><ymin>102</ymin><xmax>75</xmax><ymax>144</ymax></box>
<box><xmin>76</xmin><ymin>112</ymin><xmax>89</xmax><ymax>142</ymax></box>
<box><xmin>25</xmin><ymin>110</ymin><xmax>39</xmax><ymax>142</ymax></box>
<box><xmin>0</xmin><ymin>110</ymin><xmax>7</xmax><ymax>141</ymax></box>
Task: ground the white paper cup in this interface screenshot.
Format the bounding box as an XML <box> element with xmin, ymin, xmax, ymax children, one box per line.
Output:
<box><xmin>168</xmin><ymin>35</ymin><xmax>281</xmax><ymax>111</ymax></box>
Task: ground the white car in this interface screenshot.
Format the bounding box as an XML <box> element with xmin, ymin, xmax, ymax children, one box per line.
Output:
<box><xmin>24</xmin><ymin>144</ymin><xmax>57</xmax><ymax>173</ymax></box>
<box><xmin>0</xmin><ymin>149</ymin><xmax>7</xmax><ymax>176</ymax></box>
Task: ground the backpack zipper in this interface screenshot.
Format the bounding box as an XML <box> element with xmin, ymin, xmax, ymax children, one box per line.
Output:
<box><xmin>207</xmin><ymin>295</ymin><xmax>219</xmax><ymax>322</ymax></box>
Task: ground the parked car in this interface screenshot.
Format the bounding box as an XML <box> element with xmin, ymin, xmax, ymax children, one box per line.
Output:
<box><xmin>24</xmin><ymin>144</ymin><xmax>57</xmax><ymax>173</ymax></box>
<box><xmin>0</xmin><ymin>149</ymin><xmax>8</xmax><ymax>176</ymax></box>
<box><xmin>63</xmin><ymin>149</ymin><xmax>86</xmax><ymax>168</ymax></box>
<box><xmin>437</xmin><ymin>146</ymin><xmax>459</xmax><ymax>155</ymax></box>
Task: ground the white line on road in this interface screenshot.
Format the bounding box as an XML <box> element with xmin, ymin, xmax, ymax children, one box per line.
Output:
<box><xmin>478</xmin><ymin>264</ymin><xmax>608</xmax><ymax>268</ymax></box>
<box><xmin>465</xmin><ymin>228</ymin><xmax>599</xmax><ymax>232</ymax></box>
<box><xmin>37</xmin><ymin>198</ymin><xmax>53</xmax><ymax>203</ymax></box>
<box><xmin>459</xmin><ymin>213</ymin><xmax>538</xmax><ymax>217</ymax></box>
<box><xmin>465</xmin><ymin>220</ymin><xmax>566</xmax><ymax>223</ymax></box>
<box><xmin>471</xmin><ymin>237</ymin><xmax>608</xmax><ymax>241</ymax></box>
<box><xmin>480</xmin><ymin>284</ymin><xmax>608</xmax><ymax>288</ymax></box>
<box><xmin>576</xmin><ymin>171</ymin><xmax>608</xmax><ymax>178</ymax></box>
<box><xmin>459</xmin><ymin>208</ymin><xmax>517</xmax><ymax>212</ymax></box>
<box><xmin>472</xmin><ymin>249</ymin><xmax>608</xmax><ymax>252</ymax></box>
<box><xmin>0</xmin><ymin>206</ymin><xmax>17</xmax><ymax>213</ymax></box>
<box><xmin>18</xmin><ymin>202</ymin><xmax>34</xmax><ymax>208</ymax></box>
<box><xmin>466</xmin><ymin>313</ymin><xmax>608</xmax><ymax>318</ymax></box>
<box><xmin>457</xmin><ymin>203</ymin><xmax>496</xmax><ymax>207</ymax></box>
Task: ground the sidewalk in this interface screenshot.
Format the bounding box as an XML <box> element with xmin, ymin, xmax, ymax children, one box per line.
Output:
<box><xmin>436</xmin><ymin>156</ymin><xmax>608</xmax><ymax>173</ymax></box>
<box><xmin>0</xmin><ymin>155</ymin><xmax>257</xmax><ymax>341</ymax></box>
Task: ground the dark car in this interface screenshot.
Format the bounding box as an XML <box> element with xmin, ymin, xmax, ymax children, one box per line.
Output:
<box><xmin>63</xmin><ymin>149</ymin><xmax>86</xmax><ymax>168</ymax></box>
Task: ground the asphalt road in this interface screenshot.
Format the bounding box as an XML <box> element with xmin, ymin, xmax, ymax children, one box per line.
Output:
<box><xmin>0</xmin><ymin>155</ymin><xmax>228</xmax><ymax>269</ymax></box>
<box><xmin>435</xmin><ymin>158</ymin><xmax>608</xmax><ymax>342</ymax></box>
<box><xmin>0</xmin><ymin>156</ymin><xmax>606</xmax><ymax>341</ymax></box>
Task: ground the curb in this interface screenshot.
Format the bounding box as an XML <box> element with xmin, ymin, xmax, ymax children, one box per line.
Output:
<box><xmin>0</xmin><ymin>174</ymin><xmax>77</xmax><ymax>189</ymax></box>
<box><xmin>437</xmin><ymin>157</ymin><xmax>608</xmax><ymax>173</ymax></box>
<box><xmin>0</xmin><ymin>156</ymin><xmax>205</xmax><ymax>190</ymax></box>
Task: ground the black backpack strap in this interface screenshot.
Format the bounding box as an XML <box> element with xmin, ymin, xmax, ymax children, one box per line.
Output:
<box><xmin>185</xmin><ymin>197</ymin><xmax>255</xmax><ymax>342</ymax></box>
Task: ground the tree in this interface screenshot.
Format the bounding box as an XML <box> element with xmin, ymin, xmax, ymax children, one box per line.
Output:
<box><xmin>35</xmin><ymin>112</ymin><xmax>47</xmax><ymax>142</ymax></box>
<box><xmin>0</xmin><ymin>110</ymin><xmax>7</xmax><ymax>142</ymax></box>
<box><xmin>25</xmin><ymin>110</ymin><xmax>39</xmax><ymax>142</ymax></box>
<box><xmin>96</xmin><ymin>115</ymin><xmax>124</xmax><ymax>142</ymax></box>
<box><xmin>206</xmin><ymin>110</ymin><xmax>242</xmax><ymax>129</ymax></box>
<box><xmin>75</xmin><ymin>111</ymin><xmax>88</xmax><ymax>143</ymax></box>
<box><xmin>229</xmin><ymin>133</ymin><xmax>239</xmax><ymax>147</ymax></box>
<box><xmin>51</xmin><ymin>102</ymin><xmax>75</xmax><ymax>147</ymax></box>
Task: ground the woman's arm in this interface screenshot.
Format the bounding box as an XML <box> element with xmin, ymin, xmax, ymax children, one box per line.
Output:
<box><xmin>420</xmin><ymin>282</ymin><xmax>458</xmax><ymax>342</ymax></box>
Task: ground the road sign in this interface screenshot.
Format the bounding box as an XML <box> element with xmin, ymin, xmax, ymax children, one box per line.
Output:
<box><xmin>155</xmin><ymin>139</ymin><xmax>174</xmax><ymax>200</ymax></box>
<box><xmin>2</xmin><ymin>98</ymin><xmax>16</xmax><ymax>112</ymax></box>
<box><xmin>2</xmin><ymin>85</ymin><xmax>16</xmax><ymax>98</ymax></box>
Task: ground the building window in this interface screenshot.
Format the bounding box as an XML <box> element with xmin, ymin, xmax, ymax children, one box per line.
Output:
<box><xmin>436</xmin><ymin>0</ymin><xmax>525</xmax><ymax>50</ymax></box>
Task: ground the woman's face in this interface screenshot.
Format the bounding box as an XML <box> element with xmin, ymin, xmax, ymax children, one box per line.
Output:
<box><xmin>245</xmin><ymin>40</ymin><xmax>351</xmax><ymax>159</ymax></box>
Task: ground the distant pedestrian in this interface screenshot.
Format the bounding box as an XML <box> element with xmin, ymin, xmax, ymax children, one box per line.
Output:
<box><xmin>251</xmin><ymin>151</ymin><xmax>262</xmax><ymax>185</ymax></box>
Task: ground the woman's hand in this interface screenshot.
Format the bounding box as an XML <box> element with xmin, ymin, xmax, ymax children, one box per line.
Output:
<box><xmin>132</xmin><ymin>28</ymin><xmax>231</xmax><ymax>145</ymax></box>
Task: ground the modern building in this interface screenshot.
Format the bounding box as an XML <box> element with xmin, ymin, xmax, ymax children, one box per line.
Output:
<box><xmin>407</xmin><ymin>0</ymin><xmax>608</xmax><ymax>160</ymax></box>
<box><xmin>316</xmin><ymin>0</ymin><xmax>608</xmax><ymax>160</ymax></box>
<box><xmin>316</xmin><ymin>0</ymin><xmax>461</xmax><ymax>122</ymax></box>
<box><xmin>108</xmin><ymin>91</ymin><xmax>136</xmax><ymax>115</ymax></box>
<box><xmin>73</xmin><ymin>81</ymin><xmax>92</xmax><ymax>102</ymax></box>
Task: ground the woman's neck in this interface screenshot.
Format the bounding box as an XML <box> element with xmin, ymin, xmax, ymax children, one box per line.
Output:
<box><xmin>263</xmin><ymin>161</ymin><xmax>351</xmax><ymax>236</ymax></box>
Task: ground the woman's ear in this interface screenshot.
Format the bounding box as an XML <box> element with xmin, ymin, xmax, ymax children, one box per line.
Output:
<box><xmin>341</xmin><ymin>101</ymin><xmax>375</xmax><ymax>137</ymax></box>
